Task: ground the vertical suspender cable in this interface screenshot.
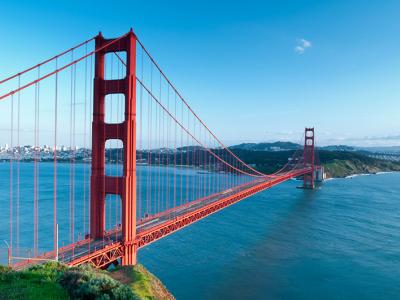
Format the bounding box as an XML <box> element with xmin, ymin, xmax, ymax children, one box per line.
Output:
<box><xmin>83</xmin><ymin>45</ymin><xmax>88</xmax><ymax>236</ymax></box>
<box><xmin>199</xmin><ymin>125</ymin><xmax>202</xmax><ymax>198</ymax></box>
<box><xmin>186</xmin><ymin>108</ymin><xmax>189</xmax><ymax>203</ymax></box>
<box><xmin>155</xmin><ymin>77</ymin><xmax>159</xmax><ymax>214</ymax></box>
<box><xmin>138</xmin><ymin>47</ymin><xmax>144</xmax><ymax>220</ymax></box>
<box><xmin>72</xmin><ymin>61</ymin><xmax>77</xmax><ymax>243</ymax></box>
<box><xmin>38</xmin><ymin>67</ymin><xmax>41</xmax><ymax>253</ymax></box>
<box><xmin>54</xmin><ymin>58</ymin><xmax>58</xmax><ymax>254</ymax></box>
<box><xmin>158</xmin><ymin>73</ymin><xmax>161</xmax><ymax>214</ymax></box>
<box><xmin>192</xmin><ymin>118</ymin><xmax>195</xmax><ymax>201</ymax></box>
<box><xmin>33</xmin><ymin>66</ymin><xmax>40</xmax><ymax>256</ymax></box>
<box><xmin>208</xmin><ymin>133</ymin><xmax>211</xmax><ymax>196</ymax></box>
<box><xmin>166</xmin><ymin>84</ymin><xmax>170</xmax><ymax>212</ymax></box>
<box><xmin>148</xmin><ymin>63</ymin><xmax>152</xmax><ymax>216</ymax></box>
<box><xmin>88</xmin><ymin>52</ymin><xmax>93</xmax><ymax>230</ymax></box>
<box><xmin>10</xmin><ymin>94</ymin><xmax>14</xmax><ymax>261</ymax></box>
<box><xmin>69</xmin><ymin>51</ymin><xmax>73</xmax><ymax>243</ymax></box>
<box><xmin>203</xmin><ymin>128</ymin><xmax>206</xmax><ymax>197</ymax></box>
<box><xmin>33</xmin><ymin>69</ymin><xmax>37</xmax><ymax>255</ymax></box>
<box><xmin>173</xmin><ymin>92</ymin><xmax>177</xmax><ymax>215</ymax></box>
<box><xmin>34</xmin><ymin>76</ymin><xmax>37</xmax><ymax>256</ymax></box>
<box><xmin>180</xmin><ymin>99</ymin><xmax>183</xmax><ymax>204</ymax></box>
<box><xmin>16</xmin><ymin>76</ymin><xmax>21</xmax><ymax>252</ymax></box>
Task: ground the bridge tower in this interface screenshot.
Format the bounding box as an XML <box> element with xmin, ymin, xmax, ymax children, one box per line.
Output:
<box><xmin>90</xmin><ymin>30</ymin><xmax>137</xmax><ymax>265</ymax></box>
<box><xmin>303</xmin><ymin>127</ymin><xmax>315</xmax><ymax>189</ymax></box>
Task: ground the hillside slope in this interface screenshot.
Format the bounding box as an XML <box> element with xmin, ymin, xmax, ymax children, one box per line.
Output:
<box><xmin>318</xmin><ymin>150</ymin><xmax>400</xmax><ymax>178</ymax></box>
<box><xmin>110</xmin><ymin>265</ymin><xmax>174</xmax><ymax>300</ymax></box>
<box><xmin>229</xmin><ymin>149</ymin><xmax>400</xmax><ymax>178</ymax></box>
<box><xmin>0</xmin><ymin>262</ymin><xmax>174</xmax><ymax>300</ymax></box>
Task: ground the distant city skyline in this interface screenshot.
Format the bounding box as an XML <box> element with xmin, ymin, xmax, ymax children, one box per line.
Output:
<box><xmin>0</xmin><ymin>0</ymin><xmax>399</xmax><ymax>147</ymax></box>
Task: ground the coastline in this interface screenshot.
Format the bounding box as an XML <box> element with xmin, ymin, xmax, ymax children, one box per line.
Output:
<box><xmin>326</xmin><ymin>170</ymin><xmax>398</xmax><ymax>180</ymax></box>
<box><xmin>0</xmin><ymin>262</ymin><xmax>175</xmax><ymax>300</ymax></box>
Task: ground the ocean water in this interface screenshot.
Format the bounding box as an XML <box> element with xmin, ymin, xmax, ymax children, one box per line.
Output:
<box><xmin>0</xmin><ymin>162</ymin><xmax>245</xmax><ymax>254</ymax></box>
<box><xmin>0</xmin><ymin>163</ymin><xmax>399</xmax><ymax>299</ymax></box>
<box><xmin>139</xmin><ymin>172</ymin><xmax>400</xmax><ymax>300</ymax></box>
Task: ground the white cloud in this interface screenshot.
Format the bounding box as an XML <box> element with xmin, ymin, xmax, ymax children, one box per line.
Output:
<box><xmin>295</xmin><ymin>45</ymin><xmax>305</xmax><ymax>54</ymax></box>
<box><xmin>294</xmin><ymin>38</ymin><xmax>312</xmax><ymax>54</ymax></box>
<box><xmin>300</xmin><ymin>39</ymin><xmax>311</xmax><ymax>48</ymax></box>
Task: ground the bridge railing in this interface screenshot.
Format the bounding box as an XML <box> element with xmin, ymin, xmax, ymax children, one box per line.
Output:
<box><xmin>0</xmin><ymin>30</ymin><xmax>316</xmax><ymax>269</ymax></box>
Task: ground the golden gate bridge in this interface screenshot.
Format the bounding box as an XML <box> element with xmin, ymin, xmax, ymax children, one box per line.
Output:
<box><xmin>0</xmin><ymin>29</ymin><xmax>319</xmax><ymax>269</ymax></box>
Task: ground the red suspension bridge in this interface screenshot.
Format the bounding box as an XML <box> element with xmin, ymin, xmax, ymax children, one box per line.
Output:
<box><xmin>0</xmin><ymin>29</ymin><xmax>320</xmax><ymax>269</ymax></box>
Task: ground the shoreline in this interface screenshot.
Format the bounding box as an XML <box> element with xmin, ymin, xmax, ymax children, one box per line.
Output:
<box><xmin>326</xmin><ymin>170</ymin><xmax>398</xmax><ymax>180</ymax></box>
<box><xmin>2</xmin><ymin>160</ymin><xmax>399</xmax><ymax>181</ymax></box>
<box><xmin>0</xmin><ymin>262</ymin><xmax>175</xmax><ymax>299</ymax></box>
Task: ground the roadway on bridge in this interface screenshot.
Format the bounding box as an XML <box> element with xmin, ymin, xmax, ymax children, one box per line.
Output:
<box><xmin>12</xmin><ymin>169</ymin><xmax>306</xmax><ymax>269</ymax></box>
<box><xmin>56</xmin><ymin>172</ymin><xmax>299</xmax><ymax>266</ymax></box>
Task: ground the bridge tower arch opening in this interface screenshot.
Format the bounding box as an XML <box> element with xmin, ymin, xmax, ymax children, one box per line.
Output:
<box><xmin>303</xmin><ymin>127</ymin><xmax>315</xmax><ymax>189</ymax></box>
<box><xmin>90</xmin><ymin>30</ymin><xmax>137</xmax><ymax>265</ymax></box>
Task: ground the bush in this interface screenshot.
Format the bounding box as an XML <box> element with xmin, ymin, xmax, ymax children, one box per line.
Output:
<box><xmin>0</xmin><ymin>265</ymin><xmax>16</xmax><ymax>282</ymax></box>
<box><xmin>0</xmin><ymin>262</ymin><xmax>69</xmax><ymax>299</ymax></box>
<box><xmin>58</xmin><ymin>265</ymin><xmax>136</xmax><ymax>300</ymax></box>
<box><xmin>25</xmin><ymin>261</ymin><xmax>68</xmax><ymax>282</ymax></box>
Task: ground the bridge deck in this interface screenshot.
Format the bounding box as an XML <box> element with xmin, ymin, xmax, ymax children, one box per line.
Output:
<box><xmin>12</xmin><ymin>168</ymin><xmax>310</xmax><ymax>269</ymax></box>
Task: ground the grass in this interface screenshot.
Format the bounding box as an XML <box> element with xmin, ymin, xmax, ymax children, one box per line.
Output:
<box><xmin>0</xmin><ymin>264</ymin><xmax>69</xmax><ymax>300</ymax></box>
<box><xmin>110</xmin><ymin>265</ymin><xmax>174</xmax><ymax>300</ymax></box>
<box><xmin>323</xmin><ymin>158</ymin><xmax>400</xmax><ymax>178</ymax></box>
<box><xmin>128</xmin><ymin>266</ymin><xmax>154</xmax><ymax>299</ymax></box>
<box><xmin>0</xmin><ymin>263</ymin><xmax>173</xmax><ymax>300</ymax></box>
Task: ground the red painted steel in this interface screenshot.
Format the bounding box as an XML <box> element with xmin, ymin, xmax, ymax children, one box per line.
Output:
<box><xmin>90</xmin><ymin>29</ymin><xmax>137</xmax><ymax>265</ymax></box>
<box><xmin>0</xmin><ymin>30</ymin><xmax>318</xmax><ymax>270</ymax></box>
<box><xmin>58</xmin><ymin>168</ymin><xmax>310</xmax><ymax>268</ymax></box>
<box><xmin>0</xmin><ymin>35</ymin><xmax>127</xmax><ymax>101</ymax></box>
<box><xmin>135</xmin><ymin>169</ymin><xmax>310</xmax><ymax>249</ymax></box>
<box><xmin>303</xmin><ymin>128</ymin><xmax>315</xmax><ymax>189</ymax></box>
<box><xmin>0</xmin><ymin>37</ymin><xmax>95</xmax><ymax>85</ymax></box>
<box><xmin>69</xmin><ymin>242</ymin><xmax>124</xmax><ymax>269</ymax></box>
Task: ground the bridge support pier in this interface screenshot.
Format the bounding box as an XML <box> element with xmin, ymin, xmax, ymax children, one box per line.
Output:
<box><xmin>303</xmin><ymin>127</ymin><xmax>315</xmax><ymax>189</ymax></box>
<box><xmin>90</xmin><ymin>30</ymin><xmax>138</xmax><ymax>265</ymax></box>
<box><xmin>122</xmin><ymin>242</ymin><xmax>137</xmax><ymax>265</ymax></box>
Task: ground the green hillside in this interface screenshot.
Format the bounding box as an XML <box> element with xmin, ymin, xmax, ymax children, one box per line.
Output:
<box><xmin>0</xmin><ymin>262</ymin><xmax>174</xmax><ymax>300</ymax></box>
<box><xmin>229</xmin><ymin>149</ymin><xmax>400</xmax><ymax>178</ymax></box>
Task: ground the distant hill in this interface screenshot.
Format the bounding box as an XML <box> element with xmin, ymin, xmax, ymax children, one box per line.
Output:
<box><xmin>105</xmin><ymin>142</ymin><xmax>400</xmax><ymax>177</ymax></box>
<box><xmin>318</xmin><ymin>145</ymin><xmax>356</xmax><ymax>152</ymax></box>
<box><xmin>232</xmin><ymin>142</ymin><xmax>400</xmax><ymax>155</ymax></box>
<box><xmin>228</xmin><ymin>148</ymin><xmax>400</xmax><ymax>178</ymax></box>
<box><xmin>318</xmin><ymin>144</ymin><xmax>400</xmax><ymax>154</ymax></box>
<box><xmin>356</xmin><ymin>146</ymin><xmax>400</xmax><ymax>154</ymax></box>
<box><xmin>230</xmin><ymin>141</ymin><xmax>300</xmax><ymax>151</ymax></box>
<box><xmin>317</xmin><ymin>150</ymin><xmax>400</xmax><ymax>178</ymax></box>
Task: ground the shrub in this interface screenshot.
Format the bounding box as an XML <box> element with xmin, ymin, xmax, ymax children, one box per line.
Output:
<box><xmin>25</xmin><ymin>261</ymin><xmax>68</xmax><ymax>282</ymax></box>
<box><xmin>0</xmin><ymin>265</ymin><xmax>16</xmax><ymax>281</ymax></box>
<box><xmin>59</xmin><ymin>265</ymin><xmax>136</xmax><ymax>300</ymax></box>
<box><xmin>0</xmin><ymin>262</ymin><xmax>69</xmax><ymax>299</ymax></box>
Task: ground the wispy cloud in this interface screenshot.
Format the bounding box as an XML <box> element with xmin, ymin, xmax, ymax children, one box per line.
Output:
<box><xmin>294</xmin><ymin>38</ymin><xmax>312</xmax><ymax>54</ymax></box>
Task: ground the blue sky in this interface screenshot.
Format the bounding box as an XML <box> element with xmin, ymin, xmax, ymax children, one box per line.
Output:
<box><xmin>1</xmin><ymin>0</ymin><xmax>400</xmax><ymax>146</ymax></box>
